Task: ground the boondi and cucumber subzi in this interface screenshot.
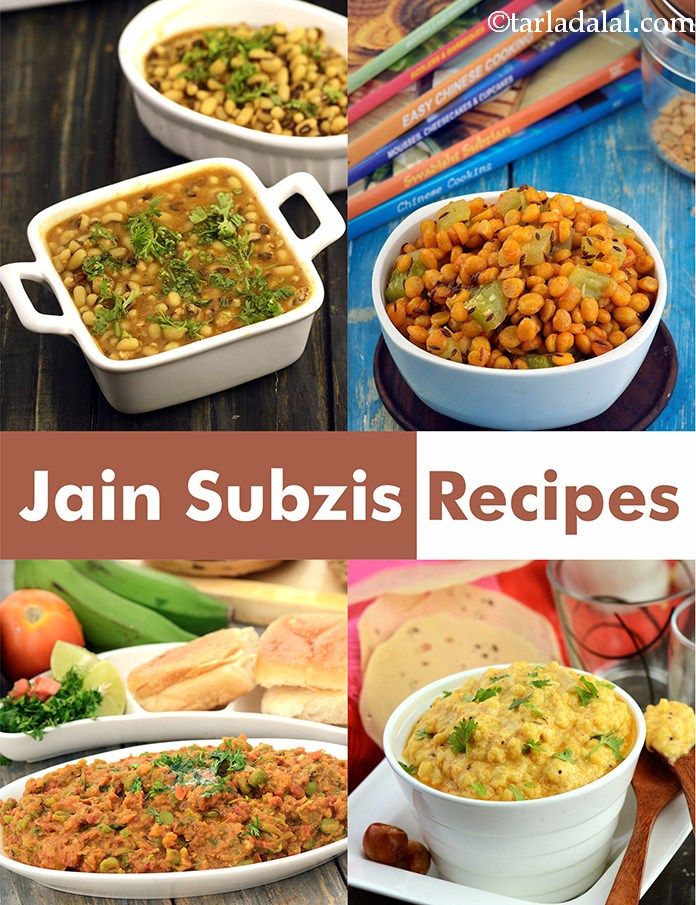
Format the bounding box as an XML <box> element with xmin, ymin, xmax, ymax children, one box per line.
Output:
<box><xmin>384</xmin><ymin>186</ymin><xmax>660</xmax><ymax>369</ymax></box>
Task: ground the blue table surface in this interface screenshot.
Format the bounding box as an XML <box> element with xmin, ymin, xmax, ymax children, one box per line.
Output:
<box><xmin>347</xmin><ymin>102</ymin><xmax>695</xmax><ymax>431</ymax></box>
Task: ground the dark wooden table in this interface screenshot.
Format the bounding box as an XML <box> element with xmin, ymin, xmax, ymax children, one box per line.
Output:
<box><xmin>0</xmin><ymin>0</ymin><xmax>346</xmax><ymax>431</ymax></box>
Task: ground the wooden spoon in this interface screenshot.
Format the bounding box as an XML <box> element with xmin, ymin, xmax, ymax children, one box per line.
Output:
<box><xmin>665</xmin><ymin>746</ymin><xmax>695</xmax><ymax>829</ymax></box>
<box><xmin>605</xmin><ymin>748</ymin><xmax>681</xmax><ymax>905</ymax></box>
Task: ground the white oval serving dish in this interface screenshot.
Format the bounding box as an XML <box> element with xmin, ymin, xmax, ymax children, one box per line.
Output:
<box><xmin>383</xmin><ymin>664</ymin><xmax>646</xmax><ymax>904</ymax></box>
<box><xmin>0</xmin><ymin>157</ymin><xmax>345</xmax><ymax>413</ymax></box>
<box><xmin>0</xmin><ymin>736</ymin><xmax>347</xmax><ymax>897</ymax></box>
<box><xmin>0</xmin><ymin>642</ymin><xmax>346</xmax><ymax>762</ymax></box>
<box><xmin>118</xmin><ymin>0</ymin><xmax>348</xmax><ymax>193</ymax></box>
<box><xmin>371</xmin><ymin>191</ymin><xmax>668</xmax><ymax>430</ymax></box>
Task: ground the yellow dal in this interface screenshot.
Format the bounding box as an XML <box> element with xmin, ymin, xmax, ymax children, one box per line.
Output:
<box><xmin>645</xmin><ymin>698</ymin><xmax>695</xmax><ymax>763</ymax></box>
<box><xmin>403</xmin><ymin>661</ymin><xmax>635</xmax><ymax>801</ymax></box>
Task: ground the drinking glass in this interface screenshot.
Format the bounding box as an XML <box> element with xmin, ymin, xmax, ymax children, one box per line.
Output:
<box><xmin>668</xmin><ymin>596</ymin><xmax>695</xmax><ymax>705</ymax></box>
<box><xmin>547</xmin><ymin>560</ymin><xmax>695</xmax><ymax>710</ymax></box>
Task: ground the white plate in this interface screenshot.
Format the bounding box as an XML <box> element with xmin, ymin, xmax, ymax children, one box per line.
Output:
<box><xmin>0</xmin><ymin>736</ymin><xmax>347</xmax><ymax>897</ymax></box>
<box><xmin>348</xmin><ymin>760</ymin><xmax>691</xmax><ymax>905</ymax></box>
<box><xmin>0</xmin><ymin>643</ymin><xmax>346</xmax><ymax>761</ymax></box>
<box><xmin>0</xmin><ymin>0</ymin><xmax>82</xmax><ymax>9</ymax></box>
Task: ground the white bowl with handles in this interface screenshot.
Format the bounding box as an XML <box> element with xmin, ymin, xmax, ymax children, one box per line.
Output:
<box><xmin>118</xmin><ymin>0</ymin><xmax>348</xmax><ymax>193</ymax></box>
<box><xmin>383</xmin><ymin>664</ymin><xmax>646</xmax><ymax>904</ymax></box>
<box><xmin>0</xmin><ymin>157</ymin><xmax>345</xmax><ymax>414</ymax></box>
<box><xmin>371</xmin><ymin>191</ymin><xmax>668</xmax><ymax>430</ymax></box>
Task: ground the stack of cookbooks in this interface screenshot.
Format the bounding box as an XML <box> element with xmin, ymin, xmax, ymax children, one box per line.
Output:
<box><xmin>347</xmin><ymin>0</ymin><xmax>641</xmax><ymax>238</ymax></box>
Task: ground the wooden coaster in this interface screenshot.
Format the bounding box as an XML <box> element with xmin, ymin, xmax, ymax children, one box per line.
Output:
<box><xmin>373</xmin><ymin>322</ymin><xmax>678</xmax><ymax>432</ymax></box>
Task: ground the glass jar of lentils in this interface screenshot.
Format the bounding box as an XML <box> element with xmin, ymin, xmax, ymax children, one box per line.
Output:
<box><xmin>639</xmin><ymin>0</ymin><xmax>695</xmax><ymax>177</ymax></box>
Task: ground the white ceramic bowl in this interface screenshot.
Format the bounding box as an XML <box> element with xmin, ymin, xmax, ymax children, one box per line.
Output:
<box><xmin>383</xmin><ymin>664</ymin><xmax>646</xmax><ymax>904</ymax></box>
<box><xmin>118</xmin><ymin>0</ymin><xmax>348</xmax><ymax>193</ymax></box>
<box><xmin>0</xmin><ymin>157</ymin><xmax>345</xmax><ymax>413</ymax></box>
<box><xmin>371</xmin><ymin>192</ymin><xmax>668</xmax><ymax>430</ymax></box>
<box><xmin>0</xmin><ymin>737</ymin><xmax>347</xmax><ymax>897</ymax></box>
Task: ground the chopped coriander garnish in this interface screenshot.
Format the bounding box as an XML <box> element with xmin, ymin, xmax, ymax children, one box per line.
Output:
<box><xmin>521</xmin><ymin>700</ymin><xmax>546</xmax><ymax>721</ymax></box>
<box><xmin>225</xmin><ymin>62</ymin><xmax>260</xmax><ymax>101</ymax></box>
<box><xmin>399</xmin><ymin>761</ymin><xmax>417</xmax><ymax>776</ymax></box>
<box><xmin>552</xmin><ymin>748</ymin><xmax>576</xmax><ymax>763</ymax></box>
<box><xmin>209</xmin><ymin>746</ymin><xmax>247</xmax><ymax>774</ymax></box>
<box><xmin>466</xmin><ymin>686</ymin><xmax>502</xmax><ymax>703</ymax></box>
<box><xmin>576</xmin><ymin>676</ymin><xmax>599</xmax><ymax>707</ymax></box>
<box><xmin>530</xmin><ymin>679</ymin><xmax>552</xmax><ymax>688</ymax></box>
<box><xmin>190</xmin><ymin>192</ymin><xmax>246</xmax><ymax>246</ymax></box>
<box><xmin>300</xmin><ymin>42</ymin><xmax>323</xmax><ymax>62</ymax></box>
<box><xmin>82</xmin><ymin>249</ymin><xmax>118</xmax><ymax>281</ymax></box>
<box><xmin>200</xmin><ymin>775</ymin><xmax>232</xmax><ymax>797</ymax></box>
<box><xmin>527</xmin><ymin>671</ymin><xmax>539</xmax><ymax>677</ymax></box>
<box><xmin>209</xmin><ymin>270</ymin><xmax>237</xmax><ymax>292</ymax></box>
<box><xmin>441</xmin><ymin>690</ymin><xmax>453</xmax><ymax>698</ymax></box>
<box><xmin>182</xmin><ymin>27</ymin><xmax>275</xmax><ymax>83</ymax></box>
<box><xmin>92</xmin><ymin>288</ymin><xmax>139</xmax><ymax>337</ymax></box>
<box><xmin>146</xmin><ymin>313</ymin><xmax>204</xmax><ymax>339</ymax></box>
<box><xmin>287</xmin><ymin>98</ymin><xmax>318</xmax><ymax>118</ymax></box>
<box><xmin>448</xmin><ymin>717</ymin><xmax>478</xmax><ymax>754</ymax></box>
<box><xmin>471</xmin><ymin>783</ymin><xmax>486</xmax><ymax>796</ymax></box>
<box><xmin>322</xmin><ymin>85</ymin><xmax>343</xmax><ymax>102</ymax></box>
<box><xmin>160</xmin><ymin>256</ymin><xmax>202</xmax><ymax>299</ymax></box>
<box><xmin>509</xmin><ymin>693</ymin><xmax>533</xmax><ymax>710</ymax></box>
<box><xmin>414</xmin><ymin>729</ymin><xmax>433</xmax><ymax>740</ymax></box>
<box><xmin>488</xmin><ymin>674</ymin><xmax>509</xmax><ymax>683</ymax></box>
<box><xmin>508</xmin><ymin>785</ymin><xmax>526</xmax><ymax>801</ymax></box>
<box><xmin>523</xmin><ymin>739</ymin><xmax>543</xmax><ymax>753</ymax></box>
<box><xmin>129</xmin><ymin>776</ymin><xmax>143</xmax><ymax>793</ymax></box>
<box><xmin>127</xmin><ymin>198</ymin><xmax>181</xmax><ymax>262</ymax></box>
<box><xmin>89</xmin><ymin>222</ymin><xmax>116</xmax><ymax>244</ymax></box>
<box><xmin>245</xmin><ymin>816</ymin><xmax>262</xmax><ymax>837</ymax></box>
<box><xmin>586</xmin><ymin>732</ymin><xmax>624</xmax><ymax>762</ymax></box>
<box><xmin>238</xmin><ymin>270</ymin><xmax>294</xmax><ymax>325</ymax></box>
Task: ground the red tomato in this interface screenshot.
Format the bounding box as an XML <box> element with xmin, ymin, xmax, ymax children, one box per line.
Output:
<box><xmin>0</xmin><ymin>590</ymin><xmax>84</xmax><ymax>681</ymax></box>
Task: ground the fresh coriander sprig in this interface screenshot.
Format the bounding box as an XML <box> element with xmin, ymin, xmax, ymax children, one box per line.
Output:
<box><xmin>92</xmin><ymin>287</ymin><xmax>139</xmax><ymax>337</ymax></box>
<box><xmin>146</xmin><ymin>313</ymin><xmax>204</xmax><ymax>339</ymax></box>
<box><xmin>552</xmin><ymin>749</ymin><xmax>576</xmax><ymax>763</ymax></box>
<box><xmin>585</xmin><ymin>732</ymin><xmax>624</xmax><ymax>762</ymax></box>
<box><xmin>576</xmin><ymin>676</ymin><xmax>599</xmax><ymax>707</ymax></box>
<box><xmin>465</xmin><ymin>686</ymin><xmax>502</xmax><ymax>703</ymax></box>
<box><xmin>448</xmin><ymin>717</ymin><xmax>478</xmax><ymax>754</ymax></box>
<box><xmin>127</xmin><ymin>198</ymin><xmax>181</xmax><ymax>262</ymax></box>
<box><xmin>190</xmin><ymin>193</ymin><xmax>246</xmax><ymax>245</ymax></box>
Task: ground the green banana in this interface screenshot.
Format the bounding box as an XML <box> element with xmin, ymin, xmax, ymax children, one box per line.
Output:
<box><xmin>69</xmin><ymin>560</ymin><xmax>229</xmax><ymax>635</ymax></box>
<box><xmin>14</xmin><ymin>560</ymin><xmax>194</xmax><ymax>652</ymax></box>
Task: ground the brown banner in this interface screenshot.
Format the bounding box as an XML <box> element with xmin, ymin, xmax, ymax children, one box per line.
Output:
<box><xmin>0</xmin><ymin>432</ymin><xmax>417</xmax><ymax>559</ymax></box>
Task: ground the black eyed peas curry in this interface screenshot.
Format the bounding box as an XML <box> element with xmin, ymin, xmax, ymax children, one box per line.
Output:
<box><xmin>0</xmin><ymin>736</ymin><xmax>347</xmax><ymax>873</ymax></box>
<box><xmin>145</xmin><ymin>25</ymin><xmax>348</xmax><ymax>138</ymax></box>
<box><xmin>44</xmin><ymin>168</ymin><xmax>312</xmax><ymax>360</ymax></box>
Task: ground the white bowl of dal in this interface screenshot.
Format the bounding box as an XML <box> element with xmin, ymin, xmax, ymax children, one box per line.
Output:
<box><xmin>383</xmin><ymin>664</ymin><xmax>645</xmax><ymax>904</ymax></box>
